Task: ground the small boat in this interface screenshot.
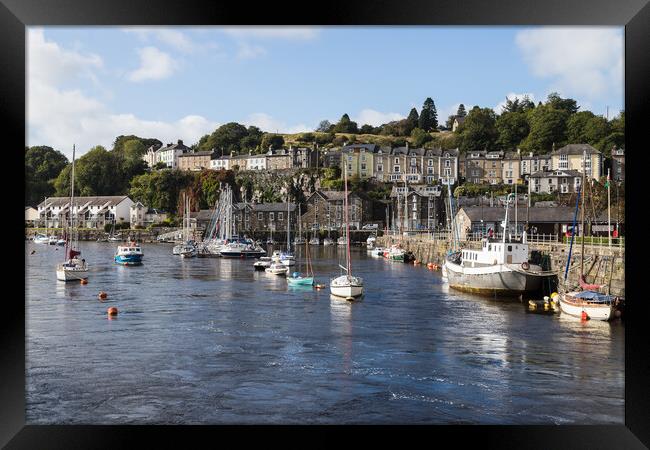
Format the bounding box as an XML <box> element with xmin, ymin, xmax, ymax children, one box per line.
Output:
<box><xmin>108</xmin><ymin>235</ymin><xmax>121</xmax><ymax>242</ymax></box>
<box><xmin>179</xmin><ymin>243</ymin><xmax>198</xmax><ymax>258</ymax></box>
<box><xmin>293</xmin><ymin>237</ymin><xmax>306</xmax><ymax>246</ymax></box>
<box><xmin>369</xmin><ymin>247</ymin><xmax>385</xmax><ymax>258</ymax></box>
<box><xmin>48</xmin><ymin>235</ymin><xmax>58</xmax><ymax>245</ymax></box>
<box><xmin>322</xmin><ymin>237</ymin><xmax>334</xmax><ymax>246</ymax></box>
<box><xmin>56</xmin><ymin>238</ymin><xmax>66</xmax><ymax>246</ymax></box>
<box><xmin>366</xmin><ymin>235</ymin><xmax>377</xmax><ymax>248</ymax></box>
<box><xmin>265</xmin><ymin>261</ymin><xmax>289</xmax><ymax>276</ymax></box>
<box><xmin>330</xmin><ymin>165</ymin><xmax>364</xmax><ymax>300</ymax></box>
<box><xmin>384</xmin><ymin>245</ymin><xmax>405</xmax><ymax>262</ymax></box>
<box><xmin>253</xmin><ymin>256</ymin><xmax>272</xmax><ymax>271</ymax></box>
<box><xmin>559</xmin><ymin>290</ymin><xmax>615</xmax><ymax>321</ymax></box>
<box><xmin>56</xmin><ymin>144</ymin><xmax>89</xmax><ymax>282</ymax></box>
<box><xmin>287</xmin><ymin>238</ymin><xmax>315</xmax><ymax>286</ymax></box>
<box><xmin>33</xmin><ymin>233</ymin><xmax>49</xmax><ymax>244</ymax></box>
<box><xmin>309</xmin><ymin>237</ymin><xmax>320</xmax><ymax>246</ymax></box>
<box><xmin>279</xmin><ymin>252</ymin><xmax>296</xmax><ymax>266</ymax></box>
<box><xmin>114</xmin><ymin>241</ymin><xmax>144</xmax><ymax>265</ymax></box>
<box><xmin>337</xmin><ymin>236</ymin><xmax>346</xmax><ymax>246</ymax></box>
<box><xmin>219</xmin><ymin>239</ymin><xmax>266</xmax><ymax>258</ymax></box>
<box><xmin>266</xmin><ymin>238</ymin><xmax>276</xmax><ymax>245</ymax></box>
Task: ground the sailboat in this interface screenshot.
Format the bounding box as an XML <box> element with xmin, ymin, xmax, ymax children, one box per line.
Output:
<box><xmin>558</xmin><ymin>152</ymin><xmax>615</xmax><ymax>321</ymax></box>
<box><xmin>35</xmin><ymin>199</ymin><xmax>51</xmax><ymax>244</ymax></box>
<box><xmin>294</xmin><ymin>204</ymin><xmax>306</xmax><ymax>245</ymax></box>
<box><xmin>330</xmin><ymin>165</ymin><xmax>363</xmax><ymax>299</ymax></box>
<box><xmin>178</xmin><ymin>194</ymin><xmax>197</xmax><ymax>258</ymax></box>
<box><xmin>279</xmin><ymin>197</ymin><xmax>296</xmax><ymax>266</ymax></box>
<box><xmin>287</xmin><ymin>237</ymin><xmax>315</xmax><ymax>286</ymax></box>
<box><xmin>56</xmin><ymin>145</ymin><xmax>88</xmax><ymax>282</ymax></box>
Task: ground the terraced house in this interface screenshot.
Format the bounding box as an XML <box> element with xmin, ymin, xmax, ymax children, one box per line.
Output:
<box><xmin>373</xmin><ymin>145</ymin><xmax>458</xmax><ymax>185</ymax></box>
<box><xmin>460</xmin><ymin>150</ymin><xmax>504</xmax><ymax>184</ymax></box>
<box><xmin>551</xmin><ymin>144</ymin><xmax>603</xmax><ymax>180</ymax></box>
<box><xmin>390</xmin><ymin>184</ymin><xmax>444</xmax><ymax>230</ymax></box>
<box><xmin>37</xmin><ymin>196</ymin><xmax>134</xmax><ymax>229</ymax></box>
<box><xmin>302</xmin><ymin>190</ymin><xmax>373</xmax><ymax>231</ymax></box>
<box><xmin>341</xmin><ymin>144</ymin><xmax>379</xmax><ymax>180</ymax></box>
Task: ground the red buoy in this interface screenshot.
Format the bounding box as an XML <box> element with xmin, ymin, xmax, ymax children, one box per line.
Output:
<box><xmin>80</xmin><ymin>279</ymin><xmax>88</xmax><ymax>285</ymax></box>
<box><xmin>98</xmin><ymin>291</ymin><xmax>108</xmax><ymax>300</ymax></box>
<box><xmin>107</xmin><ymin>306</ymin><xmax>118</xmax><ymax>316</ymax></box>
<box><xmin>581</xmin><ymin>311</ymin><xmax>589</xmax><ymax>321</ymax></box>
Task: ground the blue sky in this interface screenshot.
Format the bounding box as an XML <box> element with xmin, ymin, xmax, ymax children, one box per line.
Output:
<box><xmin>27</xmin><ymin>26</ymin><xmax>624</xmax><ymax>158</ymax></box>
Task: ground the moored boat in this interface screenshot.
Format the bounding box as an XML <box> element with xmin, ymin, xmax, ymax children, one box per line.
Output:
<box><xmin>558</xmin><ymin>290</ymin><xmax>615</xmax><ymax>321</ymax></box>
<box><xmin>114</xmin><ymin>241</ymin><xmax>144</xmax><ymax>265</ymax></box>
<box><xmin>309</xmin><ymin>237</ymin><xmax>320</xmax><ymax>246</ymax></box>
<box><xmin>322</xmin><ymin>237</ymin><xmax>334</xmax><ymax>246</ymax></box>
<box><xmin>265</xmin><ymin>261</ymin><xmax>289</xmax><ymax>276</ymax></box>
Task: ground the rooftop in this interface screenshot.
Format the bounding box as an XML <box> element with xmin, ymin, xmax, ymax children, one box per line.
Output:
<box><xmin>38</xmin><ymin>196</ymin><xmax>131</xmax><ymax>208</ymax></box>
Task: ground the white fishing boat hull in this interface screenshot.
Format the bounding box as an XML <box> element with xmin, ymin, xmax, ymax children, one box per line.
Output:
<box><xmin>559</xmin><ymin>292</ymin><xmax>614</xmax><ymax>321</ymax></box>
<box><xmin>444</xmin><ymin>260</ymin><xmax>546</xmax><ymax>295</ymax></box>
<box><xmin>265</xmin><ymin>265</ymin><xmax>289</xmax><ymax>276</ymax></box>
<box><xmin>330</xmin><ymin>275</ymin><xmax>364</xmax><ymax>298</ymax></box>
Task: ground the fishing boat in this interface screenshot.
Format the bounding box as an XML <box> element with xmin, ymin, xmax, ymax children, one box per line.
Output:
<box><xmin>558</xmin><ymin>155</ymin><xmax>616</xmax><ymax>321</ymax></box>
<box><xmin>384</xmin><ymin>245</ymin><xmax>406</xmax><ymax>262</ymax></box>
<box><xmin>33</xmin><ymin>233</ymin><xmax>49</xmax><ymax>244</ymax></box>
<box><xmin>443</xmin><ymin>193</ymin><xmax>554</xmax><ymax>295</ymax></box>
<box><xmin>330</xmin><ymin>165</ymin><xmax>364</xmax><ymax>300</ymax></box>
<box><xmin>56</xmin><ymin>144</ymin><xmax>89</xmax><ymax>282</ymax></box>
<box><xmin>114</xmin><ymin>240</ymin><xmax>144</xmax><ymax>265</ymax></box>
<box><xmin>253</xmin><ymin>256</ymin><xmax>272</xmax><ymax>271</ymax></box>
<box><xmin>287</xmin><ymin>238</ymin><xmax>315</xmax><ymax>286</ymax></box>
<box><xmin>265</xmin><ymin>261</ymin><xmax>289</xmax><ymax>276</ymax></box>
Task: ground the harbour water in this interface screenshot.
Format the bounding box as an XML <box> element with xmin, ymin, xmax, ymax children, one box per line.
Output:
<box><xmin>25</xmin><ymin>242</ymin><xmax>624</xmax><ymax>424</ymax></box>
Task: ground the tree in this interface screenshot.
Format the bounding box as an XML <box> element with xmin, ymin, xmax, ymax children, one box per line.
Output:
<box><xmin>445</xmin><ymin>115</ymin><xmax>456</xmax><ymax>130</ymax></box>
<box><xmin>25</xmin><ymin>146</ymin><xmax>69</xmax><ymax>206</ymax></box>
<box><xmin>316</xmin><ymin>120</ymin><xmax>333</xmax><ymax>132</ymax></box>
<box><xmin>261</xmin><ymin>133</ymin><xmax>285</xmax><ymax>150</ymax></box>
<box><xmin>240</xmin><ymin>126</ymin><xmax>263</xmax><ymax>151</ymax></box>
<box><xmin>418</xmin><ymin>97</ymin><xmax>438</xmax><ymax>132</ymax></box>
<box><xmin>566</xmin><ymin>111</ymin><xmax>608</xmax><ymax>145</ymax></box>
<box><xmin>520</xmin><ymin>104</ymin><xmax>569</xmax><ymax>154</ymax></box>
<box><xmin>129</xmin><ymin>169</ymin><xmax>195</xmax><ymax>215</ymax></box>
<box><xmin>410</xmin><ymin>128</ymin><xmax>433</xmax><ymax>148</ymax></box>
<box><xmin>298</xmin><ymin>132</ymin><xmax>315</xmax><ymax>142</ymax></box>
<box><xmin>54</xmin><ymin>146</ymin><xmax>119</xmax><ymax>196</ymax></box>
<box><xmin>112</xmin><ymin>135</ymin><xmax>162</xmax><ymax>155</ymax></box>
<box><xmin>315</xmin><ymin>133</ymin><xmax>335</xmax><ymax>145</ymax></box>
<box><xmin>546</xmin><ymin>92</ymin><xmax>579</xmax><ymax>115</ymax></box>
<box><xmin>456</xmin><ymin>104</ymin><xmax>467</xmax><ymax>118</ymax></box>
<box><xmin>406</xmin><ymin>108</ymin><xmax>419</xmax><ymax>134</ymax></box>
<box><xmin>496</xmin><ymin>111</ymin><xmax>530</xmax><ymax>150</ymax></box>
<box><xmin>198</xmin><ymin>122</ymin><xmax>249</xmax><ymax>153</ymax></box>
<box><xmin>457</xmin><ymin>107</ymin><xmax>498</xmax><ymax>152</ymax></box>
<box><xmin>332</xmin><ymin>114</ymin><xmax>358</xmax><ymax>134</ymax></box>
<box><xmin>359</xmin><ymin>124</ymin><xmax>375</xmax><ymax>134</ymax></box>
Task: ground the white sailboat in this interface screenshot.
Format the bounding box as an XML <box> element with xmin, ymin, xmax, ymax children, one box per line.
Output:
<box><xmin>330</xmin><ymin>165</ymin><xmax>363</xmax><ymax>299</ymax></box>
<box><xmin>56</xmin><ymin>145</ymin><xmax>88</xmax><ymax>282</ymax></box>
<box><xmin>558</xmin><ymin>152</ymin><xmax>616</xmax><ymax>321</ymax></box>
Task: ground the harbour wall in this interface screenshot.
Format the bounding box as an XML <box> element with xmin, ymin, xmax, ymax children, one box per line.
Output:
<box><xmin>377</xmin><ymin>235</ymin><xmax>625</xmax><ymax>297</ymax></box>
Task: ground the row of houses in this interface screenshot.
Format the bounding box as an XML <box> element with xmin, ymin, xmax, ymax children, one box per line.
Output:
<box><xmin>28</xmin><ymin>196</ymin><xmax>168</xmax><ymax>229</ymax></box>
<box><xmin>142</xmin><ymin>140</ymin><xmax>319</xmax><ymax>172</ymax></box>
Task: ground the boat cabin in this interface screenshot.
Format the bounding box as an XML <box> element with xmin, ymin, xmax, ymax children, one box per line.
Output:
<box><xmin>461</xmin><ymin>238</ymin><xmax>529</xmax><ymax>267</ymax></box>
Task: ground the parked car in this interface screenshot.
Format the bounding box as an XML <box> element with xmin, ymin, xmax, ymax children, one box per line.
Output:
<box><xmin>362</xmin><ymin>224</ymin><xmax>378</xmax><ymax>230</ymax></box>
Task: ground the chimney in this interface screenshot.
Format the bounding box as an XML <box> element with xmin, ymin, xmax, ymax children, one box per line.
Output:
<box><xmin>178</xmin><ymin>139</ymin><xmax>183</xmax><ymax>146</ymax></box>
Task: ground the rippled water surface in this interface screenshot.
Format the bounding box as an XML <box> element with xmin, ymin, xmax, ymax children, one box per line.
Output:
<box><xmin>25</xmin><ymin>242</ymin><xmax>624</xmax><ymax>424</ymax></box>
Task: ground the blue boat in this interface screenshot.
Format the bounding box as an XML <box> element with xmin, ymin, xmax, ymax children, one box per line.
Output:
<box><xmin>114</xmin><ymin>242</ymin><xmax>144</xmax><ymax>265</ymax></box>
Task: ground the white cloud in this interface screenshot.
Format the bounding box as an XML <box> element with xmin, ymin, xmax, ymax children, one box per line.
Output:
<box><xmin>221</xmin><ymin>27</ymin><xmax>320</xmax><ymax>40</ymax></box>
<box><xmin>28</xmin><ymin>28</ymin><xmax>103</xmax><ymax>86</ymax></box>
<box><xmin>516</xmin><ymin>27</ymin><xmax>623</xmax><ymax>100</ymax></box>
<box><xmin>236</xmin><ymin>42</ymin><xmax>267</xmax><ymax>60</ymax></box>
<box><xmin>127</xmin><ymin>47</ymin><xmax>179</xmax><ymax>82</ymax></box>
<box><xmin>27</xmin><ymin>30</ymin><xmax>218</xmax><ymax>157</ymax></box>
<box><xmin>493</xmin><ymin>93</ymin><xmax>536</xmax><ymax>114</ymax></box>
<box><xmin>244</xmin><ymin>113</ymin><xmax>310</xmax><ymax>134</ymax></box>
<box><xmin>354</xmin><ymin>109</ymin><xmax>404</xmax><ymax>127</ymax></box>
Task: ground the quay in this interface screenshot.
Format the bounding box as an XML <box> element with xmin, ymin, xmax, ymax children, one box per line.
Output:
<box><xmin>377</xmin><ymin>232</ymin><xmax>625</xmax><ymax>297</ymax></box>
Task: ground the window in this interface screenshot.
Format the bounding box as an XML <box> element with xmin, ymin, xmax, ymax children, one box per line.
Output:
<box><xmin>278</xmin><ymin>212</ymin><xmax>283</xmax><ymax>221</ymax></box>
<box><xmin>269</xmin><ymin>212</ymin><xmax>274</xmax><ymax>221</ymax></box>
<box><xmin>377</xmin><ymin>165</ymin><xmax>383</xmax><ymax>172</ymax></box>
<box><xmin>427</xmin><ymin>167</ymin><xmax>434</xmax><ymax>174</ymax></box>
<box><xmin>410</xmin><ymin>167</ymin><xmax>417</xmax><ymax>174</ymax></box>
<box><xmin>410</xmin><ymin>158</ymin><xmax>417</xmax><ymax>166</ymax></box>
<box><xmin>508</xmin><ymin>245</ymin><xmax>512</xmax><ymax>251</ymax></box>
<box><xmin>428</xmin><ymin>159</ymin><xmax>433</xmax><ymax>166</ymax></box>
<box><xmin>361</xmin><ymin>163</ymin><xmax>367</xmax><ymax>170</ymax></box>
<box><xmin>348</xmin><ymin>164</ymin><xmax>352</xmax><ymax>171</ymax></box>
<box><xmin>394</xmin><ymin>166</ymin><xmax>400</xmax><ymax>173</ymax></box>
<box><xmin>394</xmin><ymin>158</ymin><xmax>399</xmax><ymax>164</ymax></box>
<box><xmin>445</xmin><ymin>160</ymin><xmax>450</xmax><ymax>168</ymax></box>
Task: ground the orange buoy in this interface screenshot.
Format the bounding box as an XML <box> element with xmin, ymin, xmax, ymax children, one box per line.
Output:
<box><xmin>581</xmin><ymin>311</ymin><xmax>589</xmax><ymax>321</ymax></box>
<box><xmin>107</xmin><ymin>306</ymin><xmax>118</xmax><ymax>316</ymax></box>
<box><xmin>80</xmin><ymin>279</ymin><xmax>88</xmax><ymax>285</ymax></box>
<box><xmin>98</xmin><ymin>291</ymin><xmax>108</xmax><ymax>300</ymax></box>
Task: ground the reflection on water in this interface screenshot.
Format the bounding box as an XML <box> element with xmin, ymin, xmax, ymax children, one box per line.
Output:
<box><xmin>25</xmin><ymin>242</ymin><xmax>624</xmax><ymax>424</ymax></box>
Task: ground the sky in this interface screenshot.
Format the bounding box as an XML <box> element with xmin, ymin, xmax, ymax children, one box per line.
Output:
<box><xmin>27</xmin><ymin>26</ymin><xmax>624</xmax><ymax>159</ymax></box>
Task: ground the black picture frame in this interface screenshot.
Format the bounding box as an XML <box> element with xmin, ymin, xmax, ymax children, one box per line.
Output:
<box><xmin>4</xmin><ymin>0</ymin><xmax>649</xmax><ymax>447</ymax></box>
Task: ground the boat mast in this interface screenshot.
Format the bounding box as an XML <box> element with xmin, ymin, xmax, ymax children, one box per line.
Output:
<box><xmin>580</xmin><ymin>150</ymin><xmax>586</xmax><ymax>277</ymax></box>
<box><xmin>564</xmin><ymin>184</ymin><xmax>581</xmax><ymax>282</ymax></box>
<box><xmin>286</xmin><ymin>191</ymin><xmax>290</xmax><ymax>252</ymax></box>
<box><xmin>607</xmin><ymin>168</ymin><xmax>611</xmax><ymax>249</ymax></box>
<box><xmin>69</xmin><ymin>144</ymin><xmax>76</xmax><ymax>259</ymax></box>
<box><xmin>344</xmin><ymin>164</ymin><xmax>352</xmax><ymax>276</ymax></box>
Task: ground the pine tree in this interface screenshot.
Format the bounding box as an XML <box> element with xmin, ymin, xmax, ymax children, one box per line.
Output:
<box><xmin>456</xmin><ymin>104</ymin><xmax>467</xmax><ymax>118</ymax></box>
<box><xmin>418</xmin><ymin>97</ymin><xmax>438</xmax><ymax>132</ymax></box>
<box><xmin>406</xmin><ymin>108</ymin><xmax>419</xmax><ymax>134</ymax></box>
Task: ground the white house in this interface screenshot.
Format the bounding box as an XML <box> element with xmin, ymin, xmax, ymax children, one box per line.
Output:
<box><xmin>37</xmin><ymin>196</ymin><xmax>134</xmax><ymax>229</ymax></box>
<box><xmin>155</xmin><ymin>140</ymin><xmax>191</xmax><ymax>169</ymax></box>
